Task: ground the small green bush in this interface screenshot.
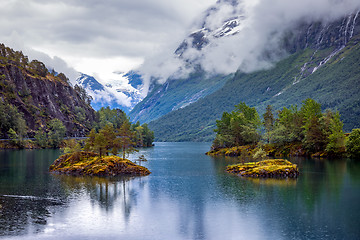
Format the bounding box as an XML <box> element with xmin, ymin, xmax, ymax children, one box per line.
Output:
<box><xmin>346</xmin><ymin>129</ymin><xmax>360</xmax><ymax>158</ymax></box>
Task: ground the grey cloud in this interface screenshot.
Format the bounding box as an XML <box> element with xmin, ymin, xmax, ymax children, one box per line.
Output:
<box><xmin>0</xmin><ymin>0</ymin><xmax>215</xmax><ymax>88</ymax></box>
<box><xmin>139</xmin><ymin>0</ymin><xmax>360</xmax><ymax>85</ymax></box>
<box><xmin>0</xmin><ymin>0</ymin><xmax>214</xmax><ymax>60</ymax></box>
<box><xmin>27</xmin><ymin>50</ymin><xmax>79</xmax><ymax>82</ymax></box>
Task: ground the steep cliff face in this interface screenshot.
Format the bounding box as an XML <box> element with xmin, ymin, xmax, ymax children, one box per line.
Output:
<box><xmin>286</xmin><ymin>11</ymin><xmax>360</xmax><ymax>52</ymax></box>
<box><xmin>0</xmin><ymin>44</ymin><xmax>95</xmax><ymax>137</ymax></box>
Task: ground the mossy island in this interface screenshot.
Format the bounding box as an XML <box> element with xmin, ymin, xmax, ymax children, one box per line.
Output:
<box><xmin>226</xmin><ymin>159</ymin><xmax>299</xmax><ymax>178</ymax></box>
<box><xmin>49</xmin><ymin>152</ymin><xmax>151</xmax><ymax>176</ymax></box>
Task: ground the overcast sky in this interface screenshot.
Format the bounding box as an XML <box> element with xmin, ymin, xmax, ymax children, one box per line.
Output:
<box><xmin>1</xmin><ymin>0</ymin><xmax>360</xmax><ymax>92</ymax></box>
<box><xmin>0</xmin><ymin>0</ymin><xmax>216</xmax><ymax>83</ymax></box>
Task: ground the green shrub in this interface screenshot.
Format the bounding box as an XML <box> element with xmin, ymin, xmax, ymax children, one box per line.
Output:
<box><xmin>346</xmin><ymin>129</ymin><xmax>360</xmax><ymax>158</ymax></box>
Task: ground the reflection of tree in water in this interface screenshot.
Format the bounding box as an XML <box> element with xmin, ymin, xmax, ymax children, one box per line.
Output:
<box><xmin>211</xmin><ymin>155</ymin><xmax>360</xmax><ymax>239</ymax></box>
<box><xmin>209</xmin><ymin>155</ymin><xmax>265</xmax><ymax>203</ymax></box>
<box><xmin>54</xmin><ymin>175</ymin><xmax>147</xmax><ymax>223</ymax></box>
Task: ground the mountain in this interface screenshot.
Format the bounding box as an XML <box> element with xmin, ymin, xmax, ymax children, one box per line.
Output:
<box><xmin>76</xmin><ymin>71</ymin><xmax>143</xmax><ymax>113</ymax></box>
<box><xmin>0</xmin><ymin>43</ymin><xmax>95</xmax><ymax>137</ymax></box>
<box><xmin>129</xmin><ymin>71</ymin><xmax>232</xmax><ymax>123</ymax></box>
<box><xmin>129</xmin><ymin>1</ymin><xmax>246</xmax><ymax>123</ymax></box>
<box><xmin>147</xmin><ymin>11</ymin><xmax>360</xmax><ymax>141</ymax></box>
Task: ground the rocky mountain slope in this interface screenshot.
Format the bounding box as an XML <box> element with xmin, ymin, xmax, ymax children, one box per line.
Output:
<box><xmin>0</xmin><ymin>44</ymin><xmax>95</xmax><ymax>137</ymax></box>
<box><xmin>129</xmin><ymin>71</ymin><xmax>232</xmax><ymax>123</ymax></box>
<box><xmin>129</xmin><ymin>0</ymin><xmax>246</xmax><ymax>123</ymax></box>
<box><xmin>147</xmin><ymin>10</ymin><xmax>360</xmax><ymax>141</ymax></box>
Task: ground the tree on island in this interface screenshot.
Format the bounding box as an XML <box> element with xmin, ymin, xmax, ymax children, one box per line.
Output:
<box><xmin>136</xmin><ymin>155</ymin><xmax>147</xmax><ymax>166</ymax></box>
<box><xmin>83</xmin><ymin>120</ymin><xmax>138</xmax><ymax>159</ymax></box>
<box><xmin>117</xmin><ymin>121</ymin><xmax>137</xmax><ymax>159</ymax></box>
<box><xmin>211</xmin><ymin>98</ymin><xmax>348</xmax><ymax>156</ymax></box>
<box><xmin>263</xmin><ymin>105</ymin><xmax>275</xmax><ymax>144</ymax></box>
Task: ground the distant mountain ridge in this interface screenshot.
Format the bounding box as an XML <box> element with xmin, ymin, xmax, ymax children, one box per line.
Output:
<box><xmin>129</xmin><ymin>1</ymin><xmax>247</xmax><ymax>123</ymax></box>
<box><xmin>147</xmin><ymin>10</ymin><xmax>360</xmax><ymax>141</ymax></box>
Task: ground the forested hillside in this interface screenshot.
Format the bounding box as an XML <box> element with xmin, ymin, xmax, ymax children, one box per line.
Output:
<box><xmin>148</xmin><ymin>20</ymin><xmax>360</xmax><ymax>141</ymax></box>
<box><xmin>129</xmin><ymin>71</ymin><xmax>232</xmax><ymax>124</ymax></box>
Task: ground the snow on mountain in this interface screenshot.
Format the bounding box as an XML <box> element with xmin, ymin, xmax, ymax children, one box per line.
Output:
<box><xmin>75</xmin><ymin>72</ymin><xmax>144</xmax><ymax>113</ymax></box>
<box><xmin>104</xmin><ymin>71</ymin><xmax>144</xmax><ymax>108</ymax></box>
<box><xmin>175</xmin><ymin>1</ymin><xmax>246</xmax><ymax>58</ymax></box>
<box><xmin>131</xmin><ymin>0</ymin><xmax>360</xmax><ymax>126</ymax></box>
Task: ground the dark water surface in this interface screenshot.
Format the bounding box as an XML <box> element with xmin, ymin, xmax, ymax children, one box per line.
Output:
<box><xmin>0</xmin><ymin>142</ymin><xmax>359</xmax><ymax>240</ymax></box>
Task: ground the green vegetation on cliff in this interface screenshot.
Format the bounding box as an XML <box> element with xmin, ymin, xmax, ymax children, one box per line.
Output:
<box><xmin>0</xmin><ymin>43</ymin><xmax>95</xmax><ymax>139</ymax></box>
<box><xmin>0</xmin><ymin>100</ymin><xmax>26</xmax><ymax>143</ymax></box>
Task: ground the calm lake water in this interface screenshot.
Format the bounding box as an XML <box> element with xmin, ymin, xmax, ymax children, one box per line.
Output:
<box><xmin>0</xmin><ymin>142</ymin><xmax>360</xmax><ymax>240</ymax></box>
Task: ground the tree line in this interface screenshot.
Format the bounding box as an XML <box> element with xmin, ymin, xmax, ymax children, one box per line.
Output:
<box><xmin>64</xmin><ymin>107</ymin><xmax>154</xmax><ymax>159</ymax></box>
<box><xmin>1</xmin><ymin>105</ymin><xmax>154</xmax><ymax>152</ymax></box>
<box><xmin>212</xmin><ymin>98</ymin><xmax>360</xmax><ymax>158</ymax></box>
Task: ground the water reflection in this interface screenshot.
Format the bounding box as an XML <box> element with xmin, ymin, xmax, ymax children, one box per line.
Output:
<box><xmin>210</xmin><ymin>154</ymin><xmax>360</xmax><ymax>239</ymax></box>
<box><xmin>0</xmin><ymin>195</ymin><xmax>62</xmax><ymax>236</ymax></box>
<box><xmin>0</xmin><ymin>145</ymin><xmax>360</xmax><ymax>239</ymax></box>
<box><xmin>53</xmin><ymin>175</ymin><xmax>146</xmax><ymax>222</ymax></box>
<box><xmin>0</xmin><ymin>149</ymin><xmax>63</xmax><ymax>236</ymax></box>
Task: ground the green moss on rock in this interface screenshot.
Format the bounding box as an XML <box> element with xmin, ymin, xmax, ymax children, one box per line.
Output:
<box><xmin>226</xmin><ymin>159</ymin><xmax>299</xmax><ymax>178</ymax></box>
<box><xmin>49</xmin><ymin>151</ymin><xmax>151</xmax><ymax>176</ymax></box>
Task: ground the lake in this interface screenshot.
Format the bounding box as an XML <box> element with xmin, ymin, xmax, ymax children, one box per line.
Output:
<box><xmin>0</xmin><ymin>142</ymin><xmax>360</xmax><ymax>240</ymax></box>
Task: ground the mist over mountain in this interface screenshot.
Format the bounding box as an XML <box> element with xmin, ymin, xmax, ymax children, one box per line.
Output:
<box><xmin>128</xmin><ymin>0</ymin><xmax>360</xmax><ymax>141</ymax></box>
<box><xmin>138</xmin><ymin>0</ymin><xmax>360</xmax><ymax>85</ymax></box>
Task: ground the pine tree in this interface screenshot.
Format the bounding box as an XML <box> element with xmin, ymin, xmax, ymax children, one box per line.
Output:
<box><xmin>118</xmin><ymin>121</ymin><xmax>137</xmax><ymax>159</ymax></box>
<box><xmin>263</xmin><ymin>105</ymin><xmax>275</xmax><ymax>143</ymax></box>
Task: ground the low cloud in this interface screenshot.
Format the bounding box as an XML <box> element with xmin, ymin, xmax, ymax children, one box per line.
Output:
<box><xmin>0</xmin><ymin>0</ymin><xmax>216</xmax><ymax>86</ymax></box>
<box><xmin>2</xmin><ymin>33</ymin><xmax>79</xmax><ymax>82</ymax></box>
<box><xmin>2</xmin><ymin>0</ymin><xmax>359</xmax><ymax>104</ymax></box>
<box><xmin>138</xmin><ymin>0</ymin><xmax>360</xmax><ymax>89</ymax></box>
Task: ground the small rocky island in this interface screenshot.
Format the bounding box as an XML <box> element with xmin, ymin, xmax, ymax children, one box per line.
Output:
<box><xmin>226</xmin><ymin>159</ymin><xmax>299</xmax><ymax>178</ymax></box>
<box><xmin>49</xmin><ymin>152</ymin><xmax>151</xmax><ymax>176</ymax></box>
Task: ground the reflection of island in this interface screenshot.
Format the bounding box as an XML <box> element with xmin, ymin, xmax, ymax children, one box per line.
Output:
<box><xmin>246</xmin><ymin>177</ymin><xmax>297</xmax><ymax>187</ymax></box>
<box><xmin>210</xmin><ymin>154</ymin><xmax>360</xmax><ymax>239</ymax></box>
<box><xmin>54</xmin><ymin>175</ymin><xmax>146</xmax><ymax>222</ymax></box>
